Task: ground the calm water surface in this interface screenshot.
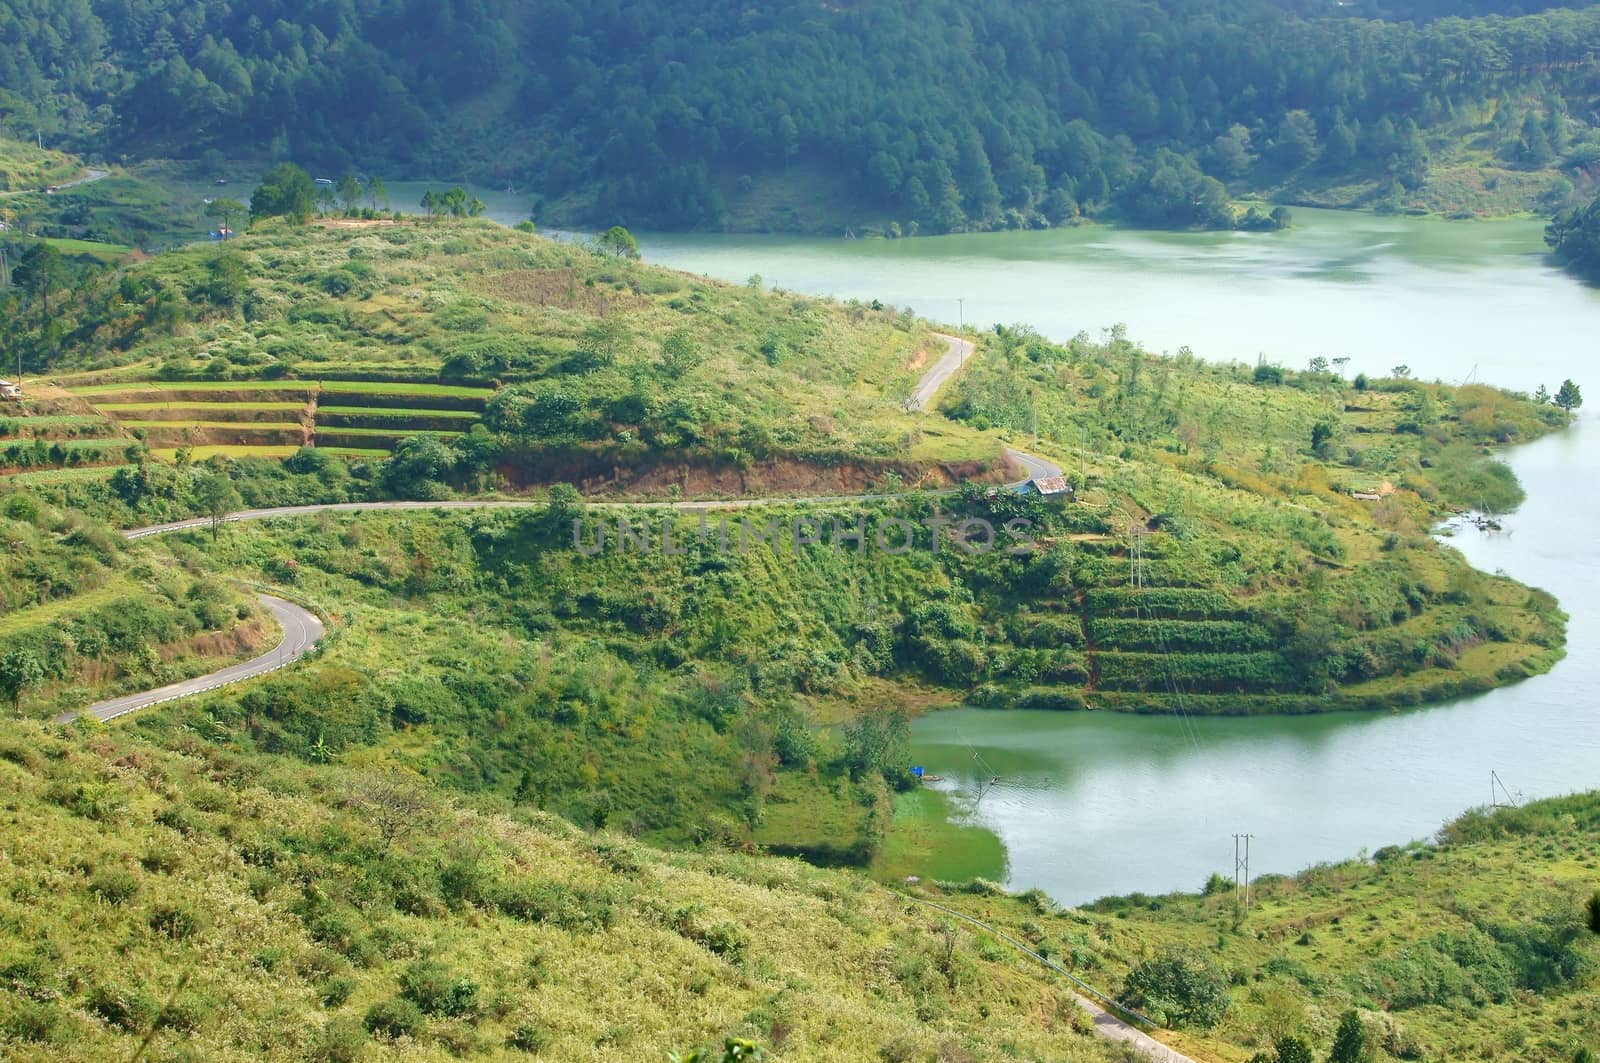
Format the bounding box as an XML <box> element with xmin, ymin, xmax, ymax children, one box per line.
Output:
<box><xmin>639</xmin><ymin>212</ymin><xmax>1600</xmax><ymax>904</ymax></box>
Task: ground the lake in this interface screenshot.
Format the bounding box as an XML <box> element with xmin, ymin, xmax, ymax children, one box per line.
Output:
<box><xmin>636</xmin><ymin>212</ymin><xmax>1600</xmax><ymax>904</ymax></box>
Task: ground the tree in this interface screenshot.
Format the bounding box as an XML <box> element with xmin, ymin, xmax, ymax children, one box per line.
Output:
<box><xmin>1326</xmin><ymin>1011</ymin><xmax>1370</xmax><ymax>1063</ymax></box>
<box><xmin>0</xmin><ymin>649</ymin><xmax>45</xmax><ymax>715</ymax></box>
<box><xmin>349</xmin><ymin>772</ymin><xmax>434</xmax><ymax>852</ymax></box>
<box><xmin>378</xmin><ymin>433</ymin><xmax>455</xmax><ymax>498</ymax></box>
<box><xmin>1274</xmin><ymin>1037</ymin><xmax>1314</xmax><ymax>1063</ymax></box>
<box><xmin>660</xmin><ymin>328</ymin><xmax>702</xmax><ymax>378</ymax></box>
<box><xmin>251</xmin><ymin>163</ymin><xmax>315</xmax><ymax>223</ymax></box>
<box><xmin>336</xmin><ymin>172</ymin><xmax>362</xmax><ymax>213</ymax></box>
<box><xmin>1391</xmin><ymin>365</ymin><xmax>1411</xmax><ymax>379</ymax></box>
<box><xmin>1586</xmin><ymin>891</ymin><xmax>1600</xmax><ymax>935</ymax></box>
<box><xmin>365</xmin><ymin>176</ymin><xmax>389</xmax><ymax>211</ymax></box>
<box><xmin>597</xmin><ymin>225</ymin><xmax>640</xmax><ymax>259</ymax></box>
<box><xmin>1310</xmin><ymin>419</ymin><xmax>1337</xmax><ymax>458</ymax></box>
<box><xmin>1273</xmin><ymin>110</ymin><xmax>1319</xmax><ymax>168</ymax></box>
<box><xmin>1554</xmin><ymin>379</ymin><xmax>1582</xmax><ymax>413</ymax></box>
<box><xmin>842</xmin><ymin>711</ymin><xmax>911</xmax><ymax>786</ymax></box>
<box><xmin>1117</xmin><ymin>950</ymin><xmax>1230</xmax><ymax>1029</ymax></box>
<box><xmin>12</xmin><ymin>242</ymin><xmax>64</xmax><ymax>320</ymax></box>
<box><xmin>546</xmin><ymin>482</ymin><xmax>583</xmax><ymax>524</ymax></box>
<box><xmin>1534</xmin><ymin>384</ymin><xmax>1550</xmax><ymax>404</ymax></box>
<box><xmin>1206</xmin><ymin>125</ymin><xmax>1253</xmax><ymax>178</ymax></box>
<box><xmin>194</xmin><ymin>468</ymin><xmax>241</xmax><ymax>540</ymax></box>
<box><xmin>204</xmin><ymin>196</ymin><xmax>245</xmax><ymax>235</ymax></box>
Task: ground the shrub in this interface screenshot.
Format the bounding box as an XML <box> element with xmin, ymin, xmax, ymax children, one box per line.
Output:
<box><xmin>1014</xmin><ymin>687</ymin><xmax>1086</xmax><ymax>711</ymax></box>
<box><xmin>319</xmin><ymin>975</ymin><xmax>357</xmax><ymax>1008</ymax></box>
<box><xmin>2</xmin><ymin>1000</ymin><xmax>66</xmax><ymax>1043</ymax></box>
<box><xmin>148</xmin><ymin>902</ymin><xmax>200</xmax><ymax>940</ymax></box>
<box><xmin>492</xmin><ymin>878</ymin><xmax>614</xmax><ymax>932</ymax></box>
<box><xmin>87</xmin><ymin>868</ymin><xmax>139</xmax><ymax>905</ymax></box>
<box><xmin>313</xmin><ymin>1016</ymin><xmax>368</xmax><ymax>1063</ymax></box>
<box><xmin>155</xmin><ymin>997</ymin><xmax>206</xmax><ymax>1032</ymax></box>
<box><xmin>507</xmin><ymin>1020</ymin><xmax>552</xmax><ymax>1052</ymax></box>
<box><xmin>86</xmin><ymin>983</ymin><xmax>159</xmax><ymax>1031</ymax></box>
<box><xmin>398</xmin><ymin>959</ymin><xmax>478</xmax><ymax>1017</ymax></box>
<box><xmin>363</xmin><ymin>996</ymin><xmax>425</xmax><ymax>1039</ymax></box>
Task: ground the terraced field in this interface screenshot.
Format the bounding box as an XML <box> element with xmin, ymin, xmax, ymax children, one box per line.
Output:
<box><xmin>0</xmin><ymin>394</ymin><xmax>132</xmax><ymax>475</ymax></box>
<box><xmin>65</xmin><ymin>378</ymin><xmax>491</xmax><ymax>459</ymax></box>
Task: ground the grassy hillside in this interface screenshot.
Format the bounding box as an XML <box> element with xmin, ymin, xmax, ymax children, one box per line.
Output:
<box><xmin>0</xmin><ymin>717</ymin><xmax>1133</xmax><ymax>1063</ymax></box>
<box><xmin>935</xmin><ymin>791</ymin><xmax>1600</xmax><ymax>1062</ymax></box>
<box><xmin>0</xmin><ymin>496</ymin><xmax>268</xmax><ymax>720</ymax></box>
<box><xmin>23</xmin><ymin>219</ymin><xmax>996</xmax><ymax>488</ymax></box>
<box><xmin>0</xmin><ymin>136</ymin><xmax>80</xmax><ymax>193</ymax></box>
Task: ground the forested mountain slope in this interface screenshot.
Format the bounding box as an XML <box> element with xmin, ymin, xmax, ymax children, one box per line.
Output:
<box><xmin>4</xmin><ymin>0</ymin><xmax>1600</xmax><ymax>228</ymax></box>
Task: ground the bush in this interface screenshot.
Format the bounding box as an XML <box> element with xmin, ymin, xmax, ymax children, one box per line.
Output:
<box><xmin>319</xmin><ymin>975</ymin><xmax>357</xmax><ymax>1008</ymax></box>
<box><xmin>1014</xmin><ymin>687</ymin><xmax>1086</xmax><ymax>711</ymax></box>
<box><xmin>313</xmin><ymin>1016</ymin><xmax>368</xmax><ymax>1063</ymax></box>
<box><xmin>2</xmin><ymin>1000</ymin><xmax>66</xmax><ymax>1043</ymax></box>
<box><xmin>87</xmin><ymin>867</ymin><xmax>139</xmax><ymax>905</ymax></box>
<box><xmin>492</xmin><ymin>878</ymin><xmax>614</xmax><ymax>932</ymax></box>
<box><xmin>148</xmin><ymin>902</ymin><xmax>200</xmax><ymax>940</ymax></box>
<box><xmin>507</xmin><ymin>1020</ymin><xmax>552</xmax><ymax>1052</ymax></box>
<box><xmin>86</xmin><ymin>983</ymin><xmax>159</xmax><ymax>1031</ymax></box>
<box><xmin>398</xmin><ymin>959</ymin><xmax>478</xmax><ymax>1017</ymax></box>
<box><xmin>363</xmin><ymin>996</ymin><xmax>425</xmax><ymax>1039</ymax></box>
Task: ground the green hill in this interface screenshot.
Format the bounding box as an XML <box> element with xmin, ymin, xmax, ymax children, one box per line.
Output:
<box><xmin>0</xmin><ymin>715</ymin><xmax>1137</xmax><ymax>1062</ymax></box>
<box><xmin>948</xmin><ymin>790</ymin><xmax>1600</xmax><ymax>1062</ymax></box>
<box><xmin>5</xmin><ymin>2</ymin><xmax>1600</xmax><ymax>229</ymax></box>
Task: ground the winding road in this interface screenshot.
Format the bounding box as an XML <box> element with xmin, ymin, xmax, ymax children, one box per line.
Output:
<box><xmin>49</xmin><ymin>332</ymin><xmax>1190</xmax><ymax>1061</ymax></box>
<box><xmin>1</xmin><ymin>167</ymin><xmax>109</xmax><ymax>199</ymax></box>
<box><xmin>89</xmin><ymin>333</ymin><xmax>1062</xmax><ymax>723</ymax></box>
<box><xmin>53</xmin><ymin>594</ymin><xmax>323</xmax><ymax>725</ymax></box>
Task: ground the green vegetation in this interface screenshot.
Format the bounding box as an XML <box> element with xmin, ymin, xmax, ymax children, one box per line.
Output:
<box><xmin>0</xmin><ymin>133</ymin><xmax>79</xmax><ymax>191</ymax></box>
<box><xmin>11</xmin><ymin>219</ymin><xmax>987</xmax><ymax>484</ymax></box>
<box><xmin>932</xmin><ymin>790</ymin><xmax>1600</xmax><ymax>1061</ymax></box>
<box><xmin>0</xmin><ymin>494</ymin><xmax>266</xmax><ymax>719</ymax></box>
<box><xmin>5</xmin><ymin>2</ymin><xmax>1600</xmax><ymax>231</ymax></box>
<box><xmin>0</xmin><ymin>715</ymin><xmax>1136</xmax><ymax>1062</ymax></box>
<box><xmin>1546</xmin><ymin>188</ymin><xmax>1600</xmax><ymax>281</ymax></box>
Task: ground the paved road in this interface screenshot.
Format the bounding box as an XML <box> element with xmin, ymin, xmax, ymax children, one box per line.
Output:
<box><xmin>0</xmin><ymin>167</ymin><xmax>108</xmax><ymax>199</ymax></box>
<box><xmin>54</xmin><ymin>594</ymin><xmax>323</xmax><ymax>725</ymax></box>
<box><xmin>1005</xmin><ymin>446</ymin><xmax>1061</xmax><ymax>481</ymax></box>
<box><xmin>94</xmin><ymin>327</ymin><xmax>1056</xmax><ymax>725</ymax></box>
<box><xmin>909</xmin><ymin>332</ymin><xmax>971</xmax><ymax>410</ymax></box>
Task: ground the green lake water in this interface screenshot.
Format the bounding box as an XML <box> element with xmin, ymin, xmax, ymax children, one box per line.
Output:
<box><xmin>636</xmin><ymin>212</ymin><xmax>1600</xmax><ymax>904</ymax></box>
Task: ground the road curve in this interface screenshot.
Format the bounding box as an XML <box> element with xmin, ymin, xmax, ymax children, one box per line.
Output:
<box><xmin>909</xmin><ymin>332</ymin><xmax>971</xmax><ymax>410</ymax></box>
<box><xmin>96</xmin><ymin>328</ymin><xmax>1052</xmax><ymax>724</ymax></box>
<box><xmin>54</xmin><ymin>594</ymin><xmax>323</xmax><ymax>725</ymax></box>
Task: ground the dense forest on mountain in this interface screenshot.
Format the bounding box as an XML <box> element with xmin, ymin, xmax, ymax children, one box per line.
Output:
<box><xmin>3</xmin><ymin>0</ymin><xmax>1600</xmax><ymax>230</ymax></box>
<box><xmin>1547</xmin><ymin>185</ymin><xmax>1600</xmax><ymax>274</ymax></box>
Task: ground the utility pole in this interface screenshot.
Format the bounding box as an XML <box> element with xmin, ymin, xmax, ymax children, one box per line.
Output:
<box><xmin>1233</xmin><ymin>833</ymin><xmax>1254</xmax><ymax>909</ymax></box>
<box><xmin>957</xmin><ymin>297</ymin><xmax>964</xmax><ymax>334</ymax></box>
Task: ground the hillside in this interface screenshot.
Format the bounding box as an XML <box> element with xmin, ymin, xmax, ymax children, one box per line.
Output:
<box><xmin>4</xmin><ymin>1</ymin><xmax>1600</xmax><ymax>230</ymax></box>
<box><xmin>0</xmin><ymin>215</ymin><xmax>1590</xmax><ymax>1061</ymax></box>
<box><xmin>0</xmin><ymin>134</ymin><xmax>79</xmax><ymax>192</ymax></box>
<box><xmin>14</xmin><ymin>220</ymin><xmax>993</xmax><ymax>489</ymax></box>
<box><xmin>0</xmin><ymin>214</ymin><xmax>1575</xmax><ymax>876</ymax></box>
<box><xmin>0</xmin><ymin>716</ymin><xmax>1135</xmax><ymax>1063</ymax></box>
<box><xmin>942</xmin><ymin>790</ymin><xmax>1600</xmax><ymax>1062</ymax></box>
